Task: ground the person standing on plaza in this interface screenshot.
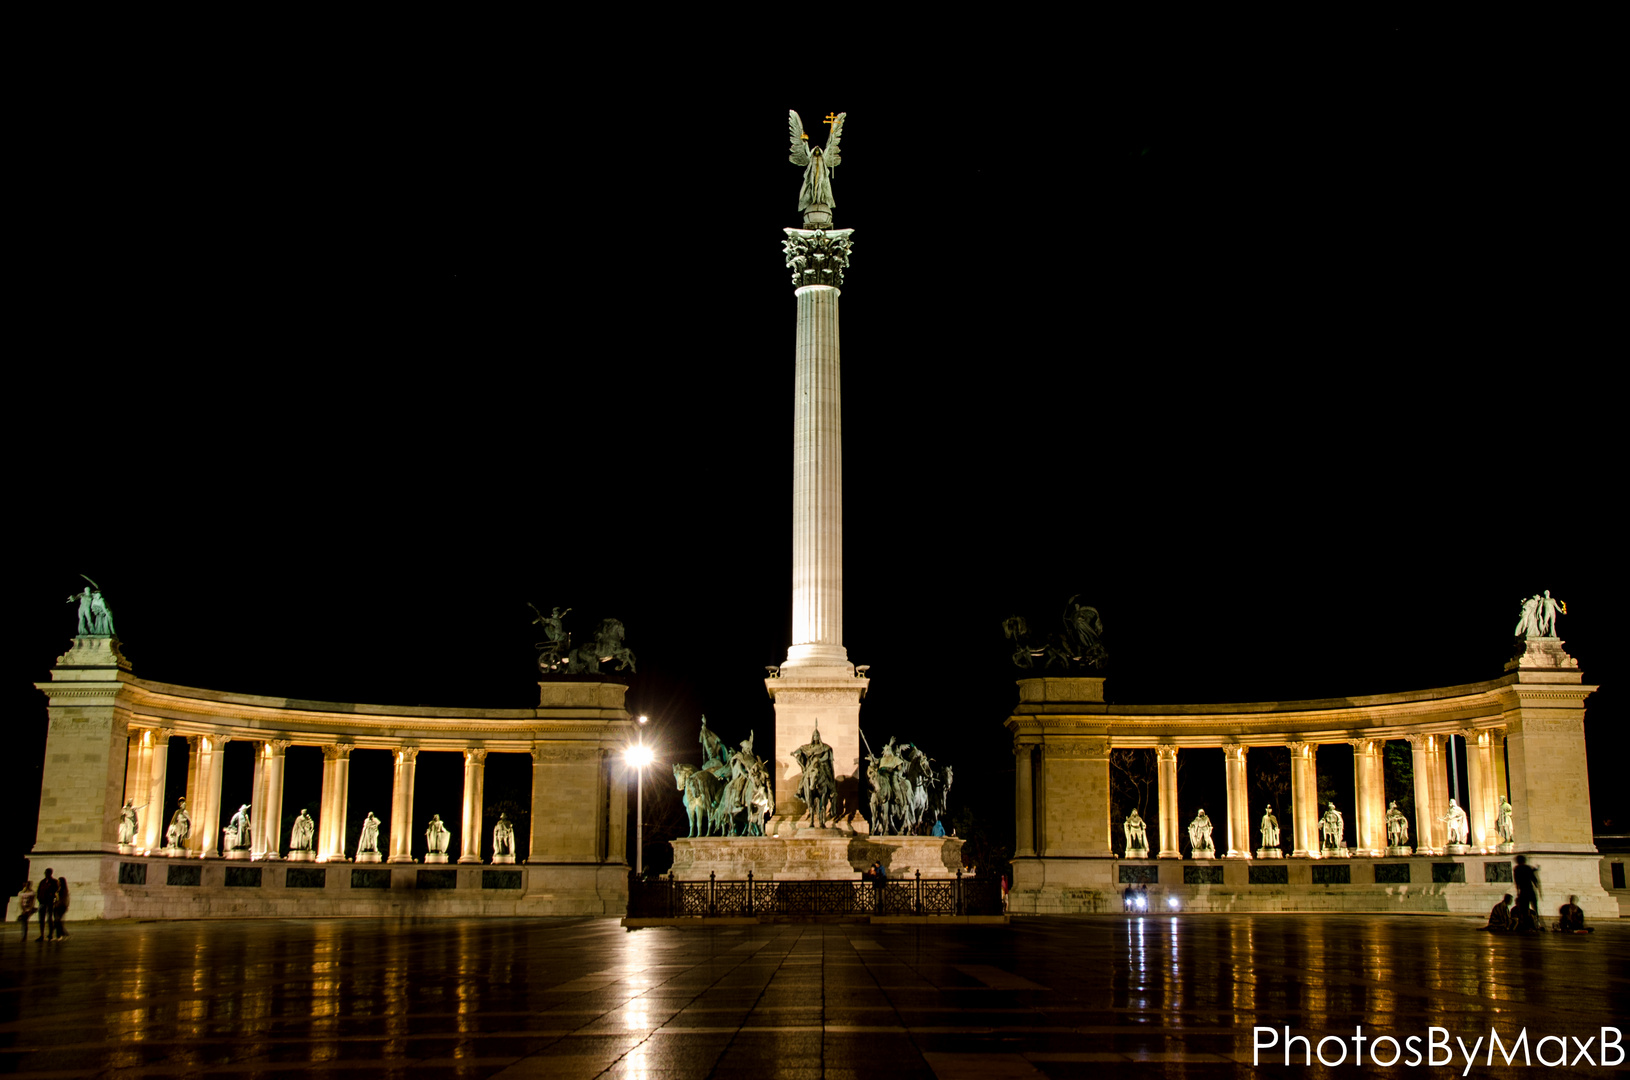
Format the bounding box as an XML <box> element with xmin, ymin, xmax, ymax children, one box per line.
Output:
<box><xmin>15</xmin><ymin>882</ymin><xmax>36</xmax><ymax>942</ymax></box>
<box><xmin>33</xmin><ymin>870</ymin><xmax>57</xmax><ymax>941</ymax></box>
<box><xmin>1513</xmin><ymin>855</ymin><xmax>1541</xmax><ymax>932</ymax></box>
<box><xmin>51</xmin><ymin>878</ymin><xmax>69</xmax><ymax>939</ymax></box>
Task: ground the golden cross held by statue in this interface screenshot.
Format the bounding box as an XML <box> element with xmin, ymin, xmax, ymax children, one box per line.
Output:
<box><xmin>824</xmin><ymin>112</ymin><xmax>838</xmax><ymax>128</ymax></box>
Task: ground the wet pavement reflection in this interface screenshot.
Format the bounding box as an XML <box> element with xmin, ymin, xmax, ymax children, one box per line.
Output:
<box><xmin>0</xmin><ymin>914</ymin><xmax>1623</xmax><ymax>1077</ymax></box>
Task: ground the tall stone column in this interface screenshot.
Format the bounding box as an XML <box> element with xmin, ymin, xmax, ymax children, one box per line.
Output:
<box><xmin>183</xmin><ymin>736</ymin><xmax>202</xmax><ymax>851</ymax></box>
<box><xmin>1014</xmin><ymin>741</ymin><xmax>1035</xmax><ymax>857</ymax></box>
<box><xmin>249</xmin><ymin>748</ymin><xmax>267</xmax><ymax>858</ymax></box>
<box><xmin>1287</xmin><ymin>741</ymin><xmax>1315</xmax><ymax>857</ymax></box>
<box><xmin>260</xmin><ymin>741</ymin><xmax>289</xmax><ymax>859</ymax></box>
<box><xmin>1156</xmin><ymin>746</ymin><xmax>1181</xmax><ymax>858</ymax></box>
<box><xmin>1490</xmin><ymin>729</ymin><xmax>1509</xmax><ymax>807</ymax></box>
<box><xmin>1407</xmin><ymin>734</ymin><xmax>1443</xmax><ymax>855</ymax></box>
<box><xmin>459</xmin><ymin>748</ymin><xmax>488</xmax><ymax>864</ymax></box>
<box><xmin>1350</xmin><ymin>738</ymin><xmax>1386</xmax><ymax>856</ymax></box>
<box><xmin>197</xmin><ymin>735</ymin><xmax>229</xmax><ymax>858</ymax></box>
<box><xmin>1466</xmin><ymin>729</ymin><xmax>1497</xmax><ymax>852</ymax></box>
<box><xmin>767</xmin><ymin>227</ymin><xmax>870</xmax><ymax>832</ymax></box>
<box><xmin>123</xmin><ymin>729</ymin><xmax>146</xmax><ymax>810</ymax></box>
<box><xmin>319</xmin><ymin>744</ymin><xmax>352</xmax><ymax>861</ymax></box>
<box><xmin>125</xmin><ymin>730</ymin><xmax>151</xmax><ymax>844</ymax></box>
<box><xmin>1223</xmin><ymin>745</ymin><xmax>1250</xmax><ymax>858</ymax></box>
<box><xmin>388</xmin><ymin>747</ymin><xmax>419</xmax><ymax>862</ymax></box>
<box><xmin>142</xmin><ymin>728</ymin><xmax>175</xmax><ymax>852</ymax></box>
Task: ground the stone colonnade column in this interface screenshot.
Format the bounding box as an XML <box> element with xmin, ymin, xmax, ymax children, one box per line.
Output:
<box><xmin>459</xmin><ymin>749</ymin><xmax>488</xmax><ymax>864</ymax></box>
<box><xmin>388</xmin><ymin>748</ymin><xmax>419</xmax><ymax>862</ymax></box>
<box><xmin>142</xmin><ymin>728</ymin><xmax>174</xmax><ymax>851</ymax></box>
<box><xmin>1156</xmin><ymin>746</ymin><xmax>1181</xmax><ymax>858</ymax></box>
<box><xmin>123</xmin><ymin>728</ymin><xmax>147</xmax><ymax>811</ymax></box>
<box><xmin>197</xmin><ymin>735</ymin><xmax>229</xmax><ymax>857</ymax></box>
<box><xmin>260</xmin><ymin>741</ymin><xmax>289</xmax><ymax>858</ymax></box>
<box><xmin>1408</xmin><ymin>734</ymin><xmax>1441</xmax><ymax>854</ymax></box>
<box><xmin>319</xmin><ymin>745</ymin><xmax>352</xmax><ymax>861</ymax></box>
<box><xmin>1014</xmin><ymin>741</ymin><xmax>1035</xmax><ymax>857</ymax></box>
<box><xmin>250</xmin><ymin>748</ymin><xmax>267</xmax><ymax>857</ymax></box>
<box><xmin>1223</xmin><ymin>745</ymin><xmax>1250</xmax><ymax>858</ymax></box>
<box><xmin>1350</xmin><ymin>738</ymin><xmax>1386</xmax><ymax>856</ymax></box>
<box><xmin>1468</xmin><ymin>729</ymin><xmax>1498</xmax><ymax>851</ymax></box>
<box><xmin>1287</xmin><ymin>741</ymin><xmax>1314</xmax><ymax>857</ymax></box>
<box><xmin>1460</xmin><ymin>729</ymin><xmax>1489</xmax><ymax>852</ymax></box>
<box><xmin>183</xmin><ymin>737</ymin><xmax>202</xmax><ymax>851</ymax></box>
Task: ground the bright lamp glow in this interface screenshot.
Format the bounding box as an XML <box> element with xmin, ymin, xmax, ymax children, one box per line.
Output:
<box><xmin>626</xmin><ymin>745</ymin><xmax>654</xmax><ymax>768</ymax></box>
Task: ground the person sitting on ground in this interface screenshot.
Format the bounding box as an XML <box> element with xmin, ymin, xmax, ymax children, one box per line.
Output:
<box><xmin>1481</xmin><ymin>894</ymin><xmax>1513</xmax><ymax>931</ymax></box>
<box><xmin>1556</xmin><ymin>895</ymin><xmax>1591</xmax><ymax>933</ymax></box>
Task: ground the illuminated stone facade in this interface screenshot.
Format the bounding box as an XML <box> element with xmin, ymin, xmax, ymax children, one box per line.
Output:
<box><xmin>1006</xmin><ymin>640</ymin><xmax>1617</xmax><ymax>918</ymax></box>
<box><xmin>32</xmin><ymin>637</ymin><xmax>633</xmax><ymax>919</ymax></box>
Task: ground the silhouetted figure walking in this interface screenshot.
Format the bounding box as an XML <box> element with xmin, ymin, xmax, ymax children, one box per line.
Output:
<box><xmin>1513</xmin><ymin>855</ymin><xmax>1541</xmax><ymax>933</ymax></box>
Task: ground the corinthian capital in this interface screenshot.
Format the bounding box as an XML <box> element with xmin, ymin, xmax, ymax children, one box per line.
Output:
<box><xmin>464</xmin><ymin>748</ymin><xmax>490</xmax><ymax>766</ymax></box>
<box><xmin>783</xmin><ymin>228</ymin><xmax>854</xmax><ymax>288</ymax></box>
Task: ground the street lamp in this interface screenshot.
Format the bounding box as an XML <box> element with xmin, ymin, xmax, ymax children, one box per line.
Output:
<box><xmin>625</xmin><ymin>716</ymin><xmax>652</xmax><ymax>876</ymax></box>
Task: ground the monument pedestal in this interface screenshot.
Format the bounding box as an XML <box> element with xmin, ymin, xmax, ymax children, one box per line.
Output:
<box><xmin>671</xmin><ymin>834</ymin><xmax>963</xmax><ymax>881</ymax></box>
<box><xmin>117</xmin><ymin>844</ymin><xmax>134</xmax><ymax>855</ymax></box>
<box><xmin>1256</xmin><ymin>847</ymin><xmax>1283</xmax><ymax>859</ymax></box>
<box><xmin>491</xmin><ymin>854</ymin><xmax>515</xmax><ymax>865</ymax></box>
<box><xmin>1386</xmin><ymin>845</ymin><xmax>1412</xmax><ymax>857</ymax></box>
<box><xmin>224</xmin><ymin>849</ymin><xmax>251</xmax><ymax>861</ymax></box>
<box><xmin>1444</xmin><ymin>843</ymin><xmax>1468</xmax><ymax>856</ymax></box>
<box><xmin>424</xmin><ymin>853</ymin><xmax>449</xmax><ymax>864</ymax></box>
<box><xmin>1496</xmin><ymin>842</ymin><xmax>1514</xmax><ymax>855</ymax></box>
<box><xmin>356</xmin><ymin>851</ymin><xmax>382</xmax><ymax>863</ymax></box>
<box><xmin>287</xmin><ymin>850</ymin><xmax>316</xmax><ymax>862</ymax></box>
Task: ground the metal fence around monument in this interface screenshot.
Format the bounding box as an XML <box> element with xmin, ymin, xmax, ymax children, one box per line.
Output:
<box><xmin>628</xmin><ymin>870</ymin><xmax>1000</xmax><ymax>918</ymax></box>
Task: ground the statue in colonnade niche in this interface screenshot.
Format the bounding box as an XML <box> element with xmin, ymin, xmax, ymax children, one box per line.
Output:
<box><xmin>1259</xmin><ymin>806</ymin><xmax>1280</xmax><ymax>849</ymax></box>
<box><xmin>1123</xmin><ymin>809</ymin><xmax>1149</xmax><ymax>855</ymax></box>
<box><xmin>358</xmin><ymin>812</ymin><xmax>382</xmax><ymax>854</ymax></box>
<box><xmin>1442</xmin><ymin>799</ymin><xmax>1469</xmax><ymax>846</ymax></box>
<box><xmin>1496</xmin><ymin>798</ymin><xmax>1515</xmax><ymax>844</ymax></box>
<box><xmin>1187</xmin><ymin>810</ymin><xmax>1214</xmax><ymax>856</ymax></box>
<box><xmin>118</xmin><ymin>800</ymin><xmax>141</xmax><ymax>847</ymax></box>
<box><xmin>290</xmin><ymin>810</ymin><xmax>316</xmax><ymax>852</ymax></box>
<box><xmin>1319</xmin><ymin>803</ymin><xmax>1345</xmax><ymax>851</ymax></box>
<box><xmin>223</xmin><ymin>804</ymin><xmax>252</xmax><ymax>851</ymax></box>
<box><xmin>1385</xmin><ymin>800</ymin><xmax>1409</xmax><ymax>848</ymax></box>
<box><xmin>425</xmin><ymin>814</ymin><xmax>450</xmax><ymax>856</ymax></box>
<box><xmin>166</xmin><ymin>798</ymin><xmax>191</xmax><ymax>849</ymax></box>
<box><xmin>493</xmin><ymin>813</ymin><xmax>515</xmax><ymax>857</ymax></box>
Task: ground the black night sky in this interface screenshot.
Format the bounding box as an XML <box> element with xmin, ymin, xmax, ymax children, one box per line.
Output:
<box><xmin>6</xmin><ymin>29</ymin><xmax>1621</xmax><ymax>881</ymax></box>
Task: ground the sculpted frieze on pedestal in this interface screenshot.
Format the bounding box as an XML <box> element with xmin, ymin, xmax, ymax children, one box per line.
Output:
<box><xmin>1041</xmin><ymin>737</ymin><xmax>1110</xmax><ymax>759</ymax></box>
<box><xmin>531</xmin><ymin>745</ymin><xmax>601</xmax><ymax>764</ymax></box>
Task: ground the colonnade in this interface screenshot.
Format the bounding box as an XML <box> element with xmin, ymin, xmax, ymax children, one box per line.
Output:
<box><xmin>1014</xmin><ymin>728</ymin><xmax>1510</xmax><ymax>860</ymax></box>
<box><xmin>122</xmin><ymin>733</ymin><xmax>519</xmax><ymax>863</ymax></box>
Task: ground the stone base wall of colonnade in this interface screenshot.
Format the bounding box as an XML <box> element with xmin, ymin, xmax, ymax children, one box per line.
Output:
<box><xmin>1006</xmin><ymin>640</ymin><xmax>1620</xmax><ymax>920</ymax></box>
<box><xmin>32</xmin><ymin>637</ymin><xmax>636</xmax><ymax>920</ymax></box>
<box><xmin>1009</xmin><ymin>854</ymin><xmax>1612</xmax><ymax>916</ymax></box>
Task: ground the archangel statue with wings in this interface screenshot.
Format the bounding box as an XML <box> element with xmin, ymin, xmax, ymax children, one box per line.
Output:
<box><xmin>788</xmin><ymin>110</ymin><xmax>846</xmax><ymax>228</ymax></box>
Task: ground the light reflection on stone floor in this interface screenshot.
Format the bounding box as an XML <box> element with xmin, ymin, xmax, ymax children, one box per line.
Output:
<box><xmin>0</xmin><ymin>915</ymin><xmax>1623</xmax><ymax>1078</ymax></box>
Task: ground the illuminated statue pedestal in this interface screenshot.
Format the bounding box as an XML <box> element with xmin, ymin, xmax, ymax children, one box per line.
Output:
<box><xmin>355</xmin><ymin>851</ymin><xmax>382</xmax><ymax>863</ymax></box>
<box><xmin>671</xmin><ymin>835</ymin><xmax>964</xmax><ymax>881</ymax></box>
<box><xmin>286</xmin><ymin>850</ymin><xmax>316</xmax><ymax>862</ymax></box>
<box><xmin>117</xmin><ymin>844</ymin><xmax>134</xmax><ymax>855</ymax></box>
<box><xmin>1444</xmin><ymin>843</ymin><xmax>1469</xmax><ymax>856</ymax></box>
<box><xmin>491</xmin><ymin>854</ymin><xmax>515</xmax><ymax>865</ymax></box>
<box><xmin>1256</xmin><ymin>847</ymin><xmax>1283</xmax><ymax>859</ymax></box>
<box><xmin>1386</xmin><ymin>845</ymin><xmax>1412</xmax><ymax>857</ymax></box>
<box><xmin>424</xmin><ymin>853</ymin><xmax>448</xmax><ymax>864</ymax></box>
<box><xmin>224</xmin><ymin>849</ymin><xmax>251</xmax><ymax>861</ymax></box>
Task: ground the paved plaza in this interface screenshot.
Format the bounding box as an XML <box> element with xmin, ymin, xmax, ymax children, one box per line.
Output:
<box><xmin>1</xmin><ymin>914</ymin><xmax>1624</xmax><ymax>1078</ymax></box>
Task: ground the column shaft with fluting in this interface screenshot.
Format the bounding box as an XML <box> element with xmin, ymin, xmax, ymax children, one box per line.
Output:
<box><xmin>1014</xmin><ymin>741</ymin><xmax>1035</xmax><ymax>857</ymax></box>
<box><xmin>388</xmin><ymin>748</ymin><xmax>419</xmax><ymax>862</ymax></box>
<box><xmin>319</xmin><ymin>744</ymin><xmax>352</xmax><ymax>861</ymax></box>
<box><xmin>143</xmin><ymin>730</ymin><xmax>173</xmax><ymax>852</ymax></box>
<box><xmin>1156</xmin><ymin>746</ymin><xmax>1181</xmax><ymax>858</ymax></box>
<box><xmin>261</xmin><ymin>742</ymin><xmax>288</xmax><ymax>859</ymax></box>
<box><xmin>1288</xmin><ymin>741</ymin><xmax>1314</xmax><ymax>857</ymax></box>
<box><xmin>1223</xmin><ymin>746</ymin><xmax>1250</xmax><ymax>857</ymax></box>
<box><xmin>769</xmin><ymin>228</ymin><xmax>867</xmax><ymax>831</ymax></box>
<box><xmin>197</xmin><ymin>735</ymin><xmax>228</xmax><ymax>857</ymax></box>
<box><xmin>459</xmin><ymin>749</ymin><xmax>488</xmax><ymax>864</ymax></box>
